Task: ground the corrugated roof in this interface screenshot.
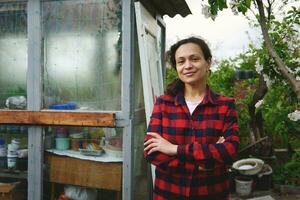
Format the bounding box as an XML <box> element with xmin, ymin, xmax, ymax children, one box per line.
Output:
<box><xmin>137</xmin><ymin>0</ymin><xmax>191</xmax><ymax>17</ymax></box>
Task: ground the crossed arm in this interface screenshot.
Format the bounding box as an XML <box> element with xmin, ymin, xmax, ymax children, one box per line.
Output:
<box><xmin>144</xmin><ymin>132</ymin><xmax>225</xmax><ymax>156</ymax></box>
<box><xmin>143</xmin><ymin>99</ymin><xmax>239</xmax><ymax>173</ymax></box>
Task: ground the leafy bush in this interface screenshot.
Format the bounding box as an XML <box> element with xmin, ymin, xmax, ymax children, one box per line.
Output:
<box><xmin>273</xmin><ymin>152</ymin><xmax>300</xmax><ymax>185</ymax></box>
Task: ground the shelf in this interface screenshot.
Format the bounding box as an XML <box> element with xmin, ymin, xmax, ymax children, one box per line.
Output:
<box><xmin>0</xmin><ymin>110</ymin><xmax>116</xmax><ymax>127</ymax></box>
<box><xmin>0</xmin><ymin>169</ymin><xmax>27</xmax><ymax>179</ymax></box>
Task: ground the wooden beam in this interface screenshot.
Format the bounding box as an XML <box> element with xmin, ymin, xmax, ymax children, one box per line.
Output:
<box><xmin>0</xmin><ymin>110</ymin><xmax>115</xmax><ymax>127</ymax></box>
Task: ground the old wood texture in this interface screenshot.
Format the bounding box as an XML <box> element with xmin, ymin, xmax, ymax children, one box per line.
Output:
<box><xmin>45</xmin><ymin>153</ymin><xmax>122</xmax><ymax>191</ymax></box>
<box><xmin>0</xmin><ymin>110</ymin><xmax>115</xmax><ymax>127</ymax></box>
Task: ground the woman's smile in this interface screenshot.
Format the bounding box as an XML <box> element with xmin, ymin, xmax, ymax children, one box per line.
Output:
<box><xmin>175</xmin><ymin>43</ymin><xmax>211</xmax><ymax>86</ymax></box>
<box><xmin>184</xmin><ymin>71</ymin><xmax>196</xmax><ymax>76</ymax></box>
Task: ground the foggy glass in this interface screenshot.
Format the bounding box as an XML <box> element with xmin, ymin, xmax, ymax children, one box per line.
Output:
<box><xmin>0</xmin><ymin>3</ymin><xmax>27</xmax><ymax>109</ymax></box>
<box><xmin>42</xmin><ymin>0</ymin><xmax>122</xmax><ymax>111</ymax></box>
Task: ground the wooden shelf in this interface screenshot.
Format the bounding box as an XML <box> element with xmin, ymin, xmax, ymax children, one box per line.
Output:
<box><xmin>0</xmin><ymin>110</ymin><xmax>116</xmax><ymax>127</ymax></box>
<box><xmin>0</xmin><ymin>169</ymin><xmax>27</xmax><ymax>179</ymax></box>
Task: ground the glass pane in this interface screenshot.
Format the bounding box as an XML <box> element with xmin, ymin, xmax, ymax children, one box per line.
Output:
<box><xmin>133</xmin><ymin>122</ymin><xmax>150</xmax><ymax>199</ymax></box>
<box><xmin>0</xmin><ymin>2</ymin><xmax>27</xmax><ymax>109</ymax></box>
<box><xmin>133</xmin><ymin>36</ymin><xmax>150</xmax><ymax>199</ymax></box>
<box><xmin>43</xmin><ymin>126</ymin><xmax>123</xmax><ymax>200</ymax></box>
<box><xmin>42</xmin><ymin>0</ymin><xmax>122</xmax><ymax>111</ymax></box>
<box><xmin>0</xmin><ymin>125</ymin><xmax>28</xmax><ymax>199</ymax></box>
<box><xmin>134</xmin><ymin>37</ymin><xmax>144</xmax><ymax>110</ymax></box>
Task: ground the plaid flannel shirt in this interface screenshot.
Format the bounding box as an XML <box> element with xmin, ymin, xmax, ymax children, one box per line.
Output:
<box><xmin>144</xmin><ymin>87</ymin><xmax>240</xmax><ymax>200</ymax></box>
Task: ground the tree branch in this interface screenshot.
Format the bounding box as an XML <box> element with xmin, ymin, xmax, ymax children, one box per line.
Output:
<box><xmin>248</xmin><ymin>74</ymin><xmax>268</xmax><ymax>141</ymax></box>
<box><xmin>255</xmin><ymin>0</ymin><xmax>300</xmax><ymax>108</ymax></box>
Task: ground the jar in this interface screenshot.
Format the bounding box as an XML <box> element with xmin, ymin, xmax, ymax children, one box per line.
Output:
<box><xmin>7</xmin><ymin>154</ymin><xmax>18</xmax><ymax>169</ymax></box>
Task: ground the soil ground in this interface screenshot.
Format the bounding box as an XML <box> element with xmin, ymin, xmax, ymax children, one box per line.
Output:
<box><xmin>230</xmin><ymin>189</ymin><xmax>300</xmax><ymax>200</ymax></box>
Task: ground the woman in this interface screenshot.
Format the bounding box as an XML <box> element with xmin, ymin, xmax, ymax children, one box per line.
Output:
<box><xmin>144</xmin><ymin>36</ymin><xmax>240</xmax><ymax>200</ymax></box>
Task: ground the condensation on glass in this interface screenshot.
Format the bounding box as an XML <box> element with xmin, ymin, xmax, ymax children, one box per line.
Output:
<box><xmin>0</xmin><ymin>2</ymin><xmax>27</xmax><ymax>109</ymax></box>
<box><xmin>42</xmin><ymin>0</ymin><xmax>122</xmax><ymax>111</ymax></box>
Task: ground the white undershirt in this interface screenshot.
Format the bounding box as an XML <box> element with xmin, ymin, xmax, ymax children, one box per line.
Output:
<box><xmin>186</xmin><ymin>100</ymin><xmax>202</xmax><ymax>114</ymax></box>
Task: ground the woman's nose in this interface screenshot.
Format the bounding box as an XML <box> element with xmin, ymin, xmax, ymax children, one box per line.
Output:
<box><xmin>183</xmin><ymin>60</ymin><xmax>192</xmax><ymax>69</ymax></box>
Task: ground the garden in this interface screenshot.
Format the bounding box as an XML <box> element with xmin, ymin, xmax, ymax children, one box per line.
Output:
<box><xmin>166</xmin><ymin>0</ymin><xmax>299</xmax><ymax>198</ymax></box>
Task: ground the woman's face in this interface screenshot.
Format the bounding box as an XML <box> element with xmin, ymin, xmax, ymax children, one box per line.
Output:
<box><xmin>175</xmin><ymin>43</ymin><xmax>211</xmax><ymax>86</ymax></box>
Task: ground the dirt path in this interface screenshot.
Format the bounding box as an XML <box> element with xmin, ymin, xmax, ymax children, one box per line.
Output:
<box><xmin>230</xmin><ymin>190</ymin><xmax>300</xmax><ymax>200</ymax></box>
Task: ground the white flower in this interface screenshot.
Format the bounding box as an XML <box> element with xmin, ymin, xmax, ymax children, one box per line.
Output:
<box><xmin>201</xmin><ymin>5</ymin><xmax>217</xmax><ymax>20</ymax></box>
<box><xmin>255</xmin><ymin>99</ymin><xmax>264</xmax><ymax>108</ymax></box>
<box><xmin>286</xmin><ymin>66</ymin><xmax>294</xmax><ymax>74</ymax></box>
<box><xmin>255</xmin><ymin>59</ymin><xmax>263</xmax><ymax>74</ymax></box>
<box><xmin>201</xmin><ymin>5</ymin><xmax>211</xmax><ymax>18</ymax></box>
<box><xmin>229</xmin><ymin>0</ymin><xmax>239</xmax><ymax>15</ymax></box>
<box><xmin>287</xmin><ymin>110</ymin><xmax>300</xmax><ymax>121</ymax></box>
<box><xmin>296</xmin><ymin>76</ymin><xmax>300</xmax><ymax>81</ymax></box>
<box><xmin>263</xmin><ymin>74</ymin><xmax>274</xmax><ymax>87</ymax></box>
<box><xmin>232</xmin><ymin>7</ymin><xmax>239</xmax><ymax>15</ymax></box>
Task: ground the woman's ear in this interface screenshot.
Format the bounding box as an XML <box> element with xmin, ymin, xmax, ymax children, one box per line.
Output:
<box><xmin>207</xmin><ymin>58</ymin><xmax>212</xmax><ymax>70</ymax></box>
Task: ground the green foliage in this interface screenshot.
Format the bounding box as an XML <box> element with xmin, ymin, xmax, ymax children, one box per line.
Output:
<box><xmin>208</xmin><ymin>58</ymin><xmax>256</xmax><ymax>148</ymax></box>
<box><xmin>273</xmin><ymin>152</ymin><xmax>300</xmax><ymax>185</ymax></box>
<box><xmin>165</xmin><ymin>67</ymin><xmax>178</xmax><ymax>87</ymax></box>
<box><xmin>208</xmin><ymin>0</ymin><xmax>228</xmax><ymax>16</ymax></box>
<box><xmin>208</xmin><ymin>61</ymin><xmax>235</xmax><ymax>97</ymax></box>
<box><xmin>207</xmin><ymin>0</ymin><xmax>253</xmax><ymax>16</ymax></box>
<box><xmin>260</xmin><ymin>84</ymin><xmax>299</xmax><ymax>147</ymax></box>
<box><xmin>260</xmin><ymin>7</ymin><xmax>300</xmax><ymax>82</ymax></box>
<box><xmin>165</xmin><ymin>5</ymin><xmax>299</xmax><ymax>152</ymax></box>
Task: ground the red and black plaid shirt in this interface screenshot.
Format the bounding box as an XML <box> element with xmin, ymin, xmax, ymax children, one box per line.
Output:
<box><xmin>144</xmin><ymin>87</ymin><xmax>240</xmax><ymax>200</ymax></box>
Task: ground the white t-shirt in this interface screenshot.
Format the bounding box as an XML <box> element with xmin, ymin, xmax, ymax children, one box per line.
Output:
<box><xmin>186</xmin><ymin>100</ymin><xmax>202</xmax><ymax>114</ymax></box>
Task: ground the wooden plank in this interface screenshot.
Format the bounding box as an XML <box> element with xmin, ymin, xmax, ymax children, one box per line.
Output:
<box><xmin>0</xmin><ymin>110</ymin><xmax>115</xmax><ymax>127</ymax></box>
<box><xmin>45</xmin><ymin>153</ymin><xmax>122</xmax><ymax>191</ymax></box>
<box><xmin>238</xmin><ymin>136</ymin><xmax>268</xmax><ymax>153</ymax></box>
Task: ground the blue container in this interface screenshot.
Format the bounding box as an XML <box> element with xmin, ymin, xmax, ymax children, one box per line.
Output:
<box><xmin>49</xmin><ymin>102</ymin><xmax>77</xmax><ymax>110</ymax></box>
<box><xmin>55</xmin><ymin>138</ymin><xmax>70</xmax><ymax>150</ymax></box>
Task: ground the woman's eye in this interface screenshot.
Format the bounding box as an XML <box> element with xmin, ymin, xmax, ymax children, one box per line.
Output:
<box><xmin>177</xmin><ymin>60</ymin><xmax>184</xmax><ymax>64</ymax></box>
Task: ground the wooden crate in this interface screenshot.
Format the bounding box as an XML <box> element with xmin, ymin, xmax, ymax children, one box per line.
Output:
<box><xmin>0</xmin><ymin>182</ymin><xmax>23</xmax><ymax>200</ymax></box>
<box><xmin>45</xmin><ymin>153</ymin><xmax>122</xmax><ymax>191</ymax></box>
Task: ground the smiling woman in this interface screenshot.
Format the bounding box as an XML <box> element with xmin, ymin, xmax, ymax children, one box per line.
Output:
<box><xmin>175</xmin><ymin>43</ymin><xmax>211</xmax><ymax>88</ymax></box>
<box><xmin>144</xmin><ymin>36</ymin><xmax>240</xmax><ymax>200</ymax></box>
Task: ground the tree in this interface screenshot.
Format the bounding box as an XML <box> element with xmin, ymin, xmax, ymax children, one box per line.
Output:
<box><xmin>203</xmin><ymin>0</ymin><xmax>300</xmax><ymax>113</ymax></box>
<box><xmin>202</xmin><ymin>0</ymin><xmax>300</xmax><ymax>145</ymax></box>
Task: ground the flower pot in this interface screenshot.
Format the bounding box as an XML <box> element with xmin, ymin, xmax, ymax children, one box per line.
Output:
<box><xmin>235</xmin><ymin>176</ymin><xmax>253</xmax><ymax>197</ymax></box>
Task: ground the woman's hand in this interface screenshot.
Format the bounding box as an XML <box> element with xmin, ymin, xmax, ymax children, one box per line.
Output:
<box><xmin>216</xmin><ymin>136</ymin><xmax>225</xmax><ymax>144</ymax></box>
<box><xmin>144</xmin><ymin>132</ymin><xmax>178</xmax><ymax>156</ymax></box>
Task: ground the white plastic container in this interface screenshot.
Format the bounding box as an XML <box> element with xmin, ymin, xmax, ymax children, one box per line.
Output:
<box><xmin>11</xmin><ymin>139</ymin><xmax>20</xmax><ymax>150</ymax></box>
<box><xmin>235</xmin><ymin>177</ymin><xmax>253</xmax><ymax>197</ymax></box>
<box><xmin>7</xmin><ymin>154</ymin><xmax>18</xmax><ymax>169</ymax></box>
<box><xmin>0</xmin><ymin>147</ymin><xmax>6</xmax><ymax>157</ymax></box>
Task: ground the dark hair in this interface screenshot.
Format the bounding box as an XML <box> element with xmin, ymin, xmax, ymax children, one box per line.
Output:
<box><xmin>166</xmin><ymin>36</ymin><xmax>212</xmax><ymax>96</ymax></box>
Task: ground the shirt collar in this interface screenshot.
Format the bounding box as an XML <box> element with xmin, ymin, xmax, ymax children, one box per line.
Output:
<box><xmin>174</xmin><ymin>85</ymin><xmax>219</xmax><ymax>106</ymax></box>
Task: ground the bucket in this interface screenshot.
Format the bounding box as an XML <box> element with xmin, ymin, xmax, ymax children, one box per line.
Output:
<box><xmin>257</xmin><ymin>164</ymin><xmax>273</xmax><ymax>190</ymax></box>
<box><xmin>235</xmin><ymin>176</ymin><xmax>253</xmax><ymax>197</ymax></box>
